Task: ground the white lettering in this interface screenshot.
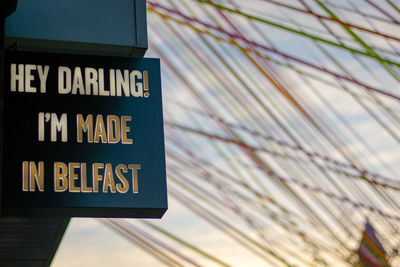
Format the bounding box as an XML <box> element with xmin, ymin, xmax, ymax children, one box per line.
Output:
<box><xmin>37</xmin><ymin>65</ymin><xmax>49</xmax><ymax>93</ymax></box>
<box><xmin>10</xmin><ymin>64</ymin><xmax>24</xmax><ymax>92</ymax></box>
<box><xmin>25</xmin><ymin>64</ymin><xmax>36</xmax><ymax>93</ymax></box>
<box><xmin>116</xmin><ymin>69</ymin><xmax>130</xmax><ymax>97</ymax></box>
<box><xmin>72</xmin><ymin>67</ymin><xmax>85</xmax><ymax>95</ymax></box>
<box><xmin>58</xmin><ymin>66</ymin><xmax>72</xmax><ymax>94</ymax></box>
<box><xmin>85</xmin><ymin>67</ymin><xmax>98</xmax><ymax>95</ymax></box>
<box><xmin>51</xmin><ymin>113</ymin><xmax>68</xmax><ymax>142</ymax></box>
<box><xmin>130</xmin><ymin>70</ymin><xmax>143</xmax><ymax>97</ymax></box>
<box><xmin>98</xmin><ymin>68</ymin><xmax>109</xmax><ymax>96</ymax></box>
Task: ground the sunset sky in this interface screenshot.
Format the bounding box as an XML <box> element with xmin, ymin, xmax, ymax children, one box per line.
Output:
<box><xmin>53</xmin><ymin>0</ymin><xmax>400</xmax><ymax>266</ymax></box>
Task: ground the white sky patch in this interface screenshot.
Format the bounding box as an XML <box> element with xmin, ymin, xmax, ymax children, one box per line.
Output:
<box><xmin>52</xmin><ymin>219</ymin><xmax>161</xmax><ymax>267</ymax></box>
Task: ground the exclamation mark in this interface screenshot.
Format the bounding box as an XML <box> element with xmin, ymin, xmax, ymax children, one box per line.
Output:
<box><xmin>143</xmin><ymin>71</ymin><xmax>149</xmax><ymax>98</ymax></box>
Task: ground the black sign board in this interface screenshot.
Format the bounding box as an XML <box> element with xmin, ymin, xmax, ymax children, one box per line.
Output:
<box><xmin>2</xmin><ymin>51</ymin><xmax>167</xmax><ymax>218</ymax></box>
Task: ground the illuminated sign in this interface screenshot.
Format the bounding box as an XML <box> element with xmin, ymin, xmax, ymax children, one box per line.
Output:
<box><xmin>2</xmin><ymin>51</ymin><xmax>167</xmax><ymax>218</ymax></box>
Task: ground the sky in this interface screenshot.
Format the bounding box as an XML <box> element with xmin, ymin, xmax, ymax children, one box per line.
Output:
<box><xmin>52</xmin><ymin>0</ymin><xmax>400</xmax><ymax>266</ymax></box>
